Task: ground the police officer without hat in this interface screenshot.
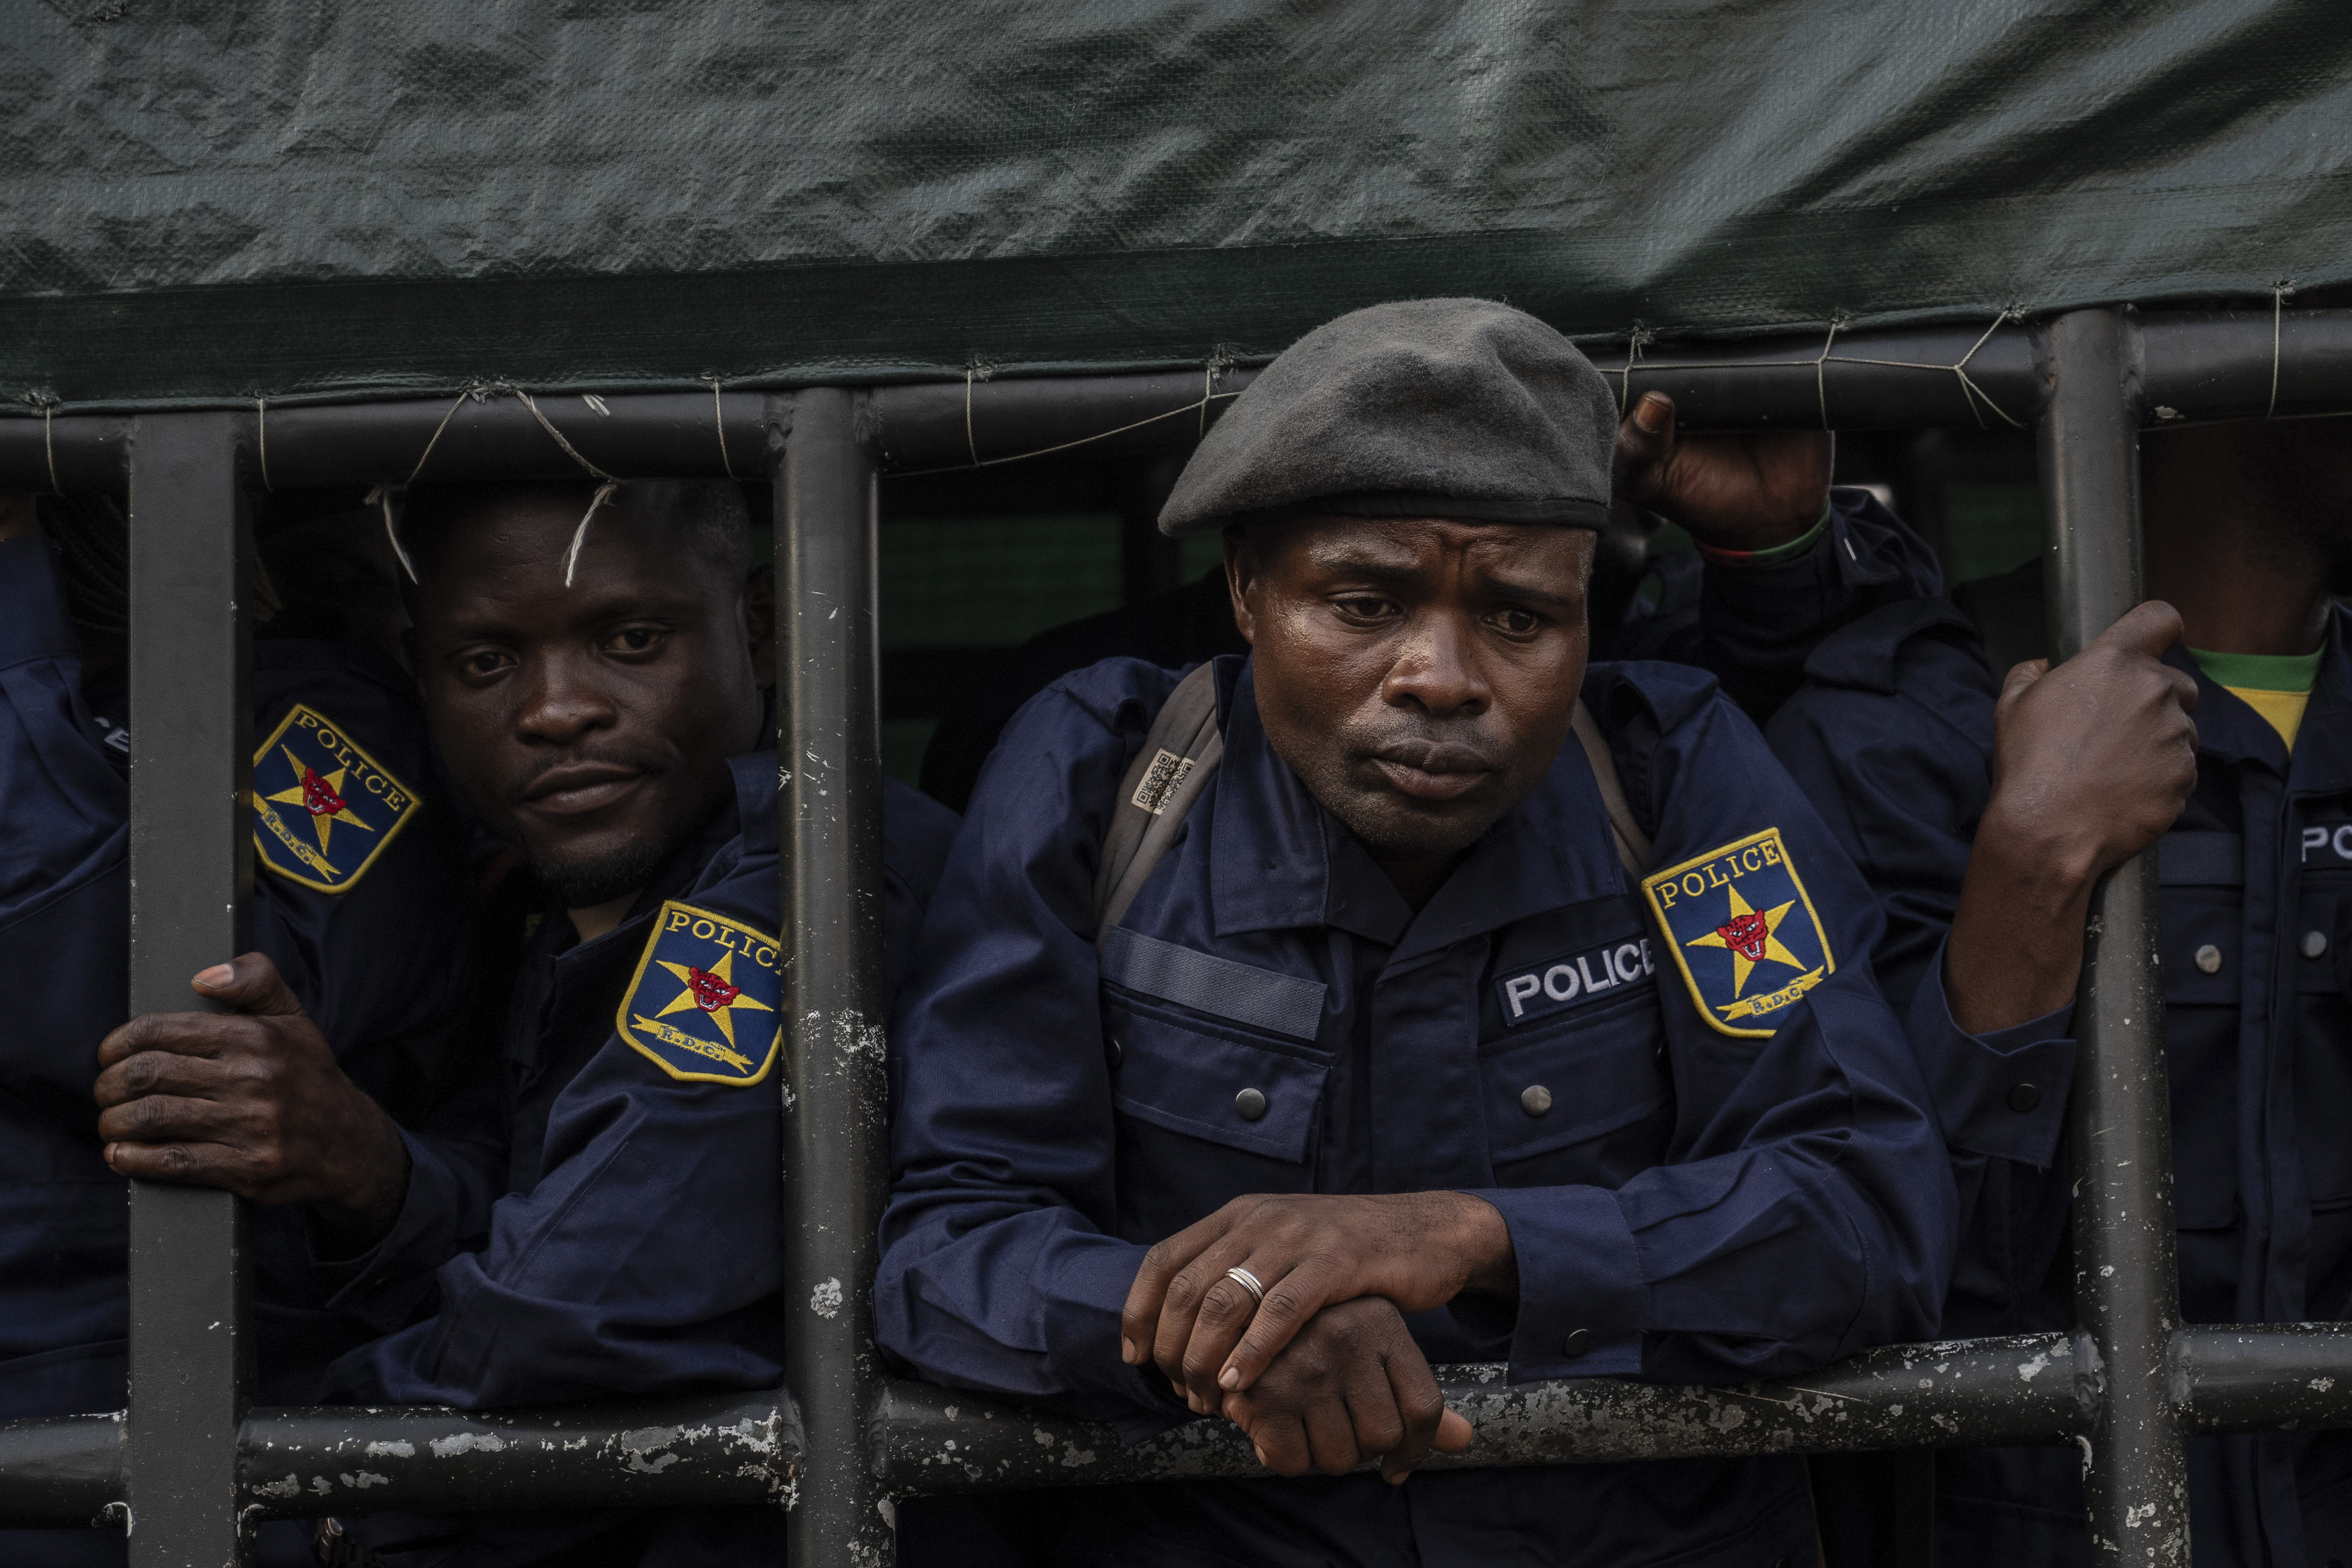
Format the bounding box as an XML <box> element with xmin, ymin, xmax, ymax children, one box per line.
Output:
<box><xmin>1838</xmin><ymin>415</ymin><xmax>2352</xmax><ymax>1567</ymax></box>
<box><xmin>877</xmin><ymin>298</ymin><xmax>1967</xmax><ymax>1565</ymax></box>
<box><xmin>93</xmin><ymin>479</ymin><xmax>960</xmax><ymax>1566</ymax></box>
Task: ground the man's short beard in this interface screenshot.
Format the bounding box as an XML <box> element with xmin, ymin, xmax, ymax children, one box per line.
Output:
<box><xmin>536</xmin><ymin>837</ymin><xmax>677</xmax><ymax>912</ymax></box>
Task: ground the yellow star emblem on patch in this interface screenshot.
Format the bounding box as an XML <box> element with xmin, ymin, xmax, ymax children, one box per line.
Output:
<box><xmin>1680</xmin><ymin>883</ymin><xmax>1807</xmax><ymax>999</ymax></box>
<box><xmin>260</xmin><ymin>745</ymin><xmax>378</xmax><ymax>861</ymax></box>
<box><xmin>649</xmin><ymin>947</ymin><xmax>776</xmax><ymax>1056</ymax></box>
<box><xmin>249</xmin><ymin>705</ymin><xmax>420</xmax><ymax>894</ymax></box>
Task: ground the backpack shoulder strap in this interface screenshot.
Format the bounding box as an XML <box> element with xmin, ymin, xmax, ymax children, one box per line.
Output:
<box><xmin>1093</xmin><ymin>662</ymin><xmax>1225</xmax><ymax>946</ymax></box>
<box><xmin>1572</xmin><ymin>698</ymin><xmax>1652</xmax><ymax>882</ymax></box>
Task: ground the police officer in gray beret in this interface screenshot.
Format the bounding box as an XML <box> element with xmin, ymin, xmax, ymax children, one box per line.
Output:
<box><xmin>878</xmin><ymin>298</ymin><xmax>1963</xmax><ymax>1566</ymax></box>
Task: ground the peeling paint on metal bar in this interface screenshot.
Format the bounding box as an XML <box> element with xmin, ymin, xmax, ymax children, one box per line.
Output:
<box><xmin>871</xmin><ymin>1336</ymin><xmax>2089</xmax><ymax>1496</ymax></box>
<box><xmin>232</xmin><ymin>1390</ymin><xmax>802</xmax><ymax>1521</ymax></box>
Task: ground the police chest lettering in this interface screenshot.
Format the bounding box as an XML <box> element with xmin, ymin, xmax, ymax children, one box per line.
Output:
<box><xmin>2302</xmin><ymin>822</ymin><xmax>2352</xmax><ymax>865</ymax></box>
<box><xmin>1641</xmin><ymin>827</ymin><xmax>1836</xmax><ymax>1040</ymax></box>
<box><xmin>1498</xmin><ymin>937</ymin><xmax>1655</xmax><ymax>1025</ymax></box>
<box><xmin>247</xmin><ymin>705</ymin><xmax>419</xmax><ymax>893</ymax></box>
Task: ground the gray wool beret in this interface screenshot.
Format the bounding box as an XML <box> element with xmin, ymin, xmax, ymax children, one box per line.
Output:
<box><xmin>1158</xmin><ymin>298</ymin><xmax>1619</xmax><ymax>536</ymax></box>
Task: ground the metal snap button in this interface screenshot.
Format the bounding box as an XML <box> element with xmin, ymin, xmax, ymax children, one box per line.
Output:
<box><xmin>2304</xmin><ymin>929</ymin><xmax>2330</xmax><ymax>960</ymax></box>
<box><xmin>2194</xmin><ymin>944</ymin><xmax>2223</xmax><ymax>974</ymax></box>
<box><xmin>2006</xmin><ymin>1084</ymin><xmax>2042</xmax><ymax>1114</ymax></box>
<box><xmin>1107</xmin><ymin>1036</ymin><xmax>1124</xmax><ymax>1068</ymax></box>
<box><xmin>1521</xmin><ymin>1085</ymin><xmax>1554</xmax><ymax>1117</ymax></box>
<box><xmin>1562</xmin><ymin>1328</ymin><xmax>1591</xmax><ymax>1357</ymax></box>
<box><xmin>1234</xmin><ymin>1087</ymin><xmax>1268</xmax><ymax>1122</ymax></box>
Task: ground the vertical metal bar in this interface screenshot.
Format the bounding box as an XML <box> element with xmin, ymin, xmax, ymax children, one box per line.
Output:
<box><xmin>125</xmin><ymin>413</ymin><xmax>254</xmax><ymax>1564</ymax></box>
<box><xmin>773</xmin><ymin>389</ymin><xmax>895</xmax><ymax>1566</ymax></box>
<box><xmin>2038</xmin><ymin>307</ymin><xmax>2189</xmax><ymax>1564</ymax></box>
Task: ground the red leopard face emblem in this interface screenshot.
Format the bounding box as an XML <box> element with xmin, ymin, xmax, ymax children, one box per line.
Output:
<box><xmin>298</xmin><ymin>766</ymin><xmax>348</xmax><ymax>819</ymax></box>
<box><xmin>687</xmin><ymin>966</ymin><xmax>743</xmax><ymax>1013</ymax></box>
<box><xmin>1715</xmin><ymin>910</ymin><xmax>1771</xmax><ymax>961</ymax></box>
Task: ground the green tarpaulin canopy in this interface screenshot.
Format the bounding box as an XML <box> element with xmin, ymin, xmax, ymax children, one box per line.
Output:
<box><xmin>7</xmin><ymin>1</ymin><xmax>2349</xmax><ymax>408</ymax></box>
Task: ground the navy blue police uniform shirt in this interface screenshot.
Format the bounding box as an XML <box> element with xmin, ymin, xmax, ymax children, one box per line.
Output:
<box><xmin>875</xmin><ymin>651</ymin><xmax>1960</xmax><ymax>1567</ymax></box>
<box><xmin>0</xmin><ymin>535</ymin><xmax>485</xmax><ymax>1412</ymax></box>
<box><xmin>322</xmin><ymin>758</ymin><xmax>955</xmax><ymax>1566</ymax></box>
<box><xmin>1910</xmin><ymin>608</ymin><xmax>2352</xmax><ymax>1568</ymax></box>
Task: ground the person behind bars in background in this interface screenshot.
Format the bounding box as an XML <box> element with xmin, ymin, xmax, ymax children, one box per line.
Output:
<box><xmin>0</xmin><ymin>491</ymin><xmax>497</xmax><ymax>1568</ymax></box>
<box><xmin>870</xmin><ymin>297</ymin><xmax>1996</xmax><ymax>1566</ymax></box>
<box><xmin>101</xmin><ymin>477</ymin><xmax>959</xmax><ymax>1567</ymax></box>
<box><xmin>1789</xmin><ymin>414</ymin><xmax>2352</xmax><ymax>1568</ymax></box>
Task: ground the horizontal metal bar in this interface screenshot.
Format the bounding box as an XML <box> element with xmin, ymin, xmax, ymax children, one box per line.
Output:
<box><xmin>0</xmin><ymin>1390</ymin><xmax>798</xmax><ymax>1531</ymax></box>
<box><xmin>0</xmin><ymin>1414</ymin><xmax>120</xmax><ymax>1529</ymax></box>
<box><xmin>872</xmin><ymin>1335</ymin><xmax>2088</xmax><ymax>1497</ymax></box>
<box><xmin>237</xmin><ymin>1390</ymin><xmax>801</xmax><ymax>1522</ymax></box>
<box><xmin>2179</xmin><ymin>1324</ymin><xmax>2352</xmax><ymax>1435</ymax></box>
<box><xmin>11</xmin><ymin>1320</ymin><xmax>2352</xmax><ymax>1528</ymax></box>
<box><xmin>864</xmin><ymin>368</ymin><xmax>1258</xmax><ymax>471</ymax></box>
<box><xmin>0</xmin><ymin>393</ymin><xmax>767</xmax><ymax>494</ymax></box>
<box><xmin>1610</xmin><ymin>323</ymin><xmax>2049</xmax><ymax>433</ymax></box>
<box><xmin>2141</xmin><ymin>309</ymin><xmax>2352</xmax><ymax>423</ymax></box>
<box><xmin>9</xmin><ymin>312</ymin><xmax>2352</xmax><ymax>493</ymax></box>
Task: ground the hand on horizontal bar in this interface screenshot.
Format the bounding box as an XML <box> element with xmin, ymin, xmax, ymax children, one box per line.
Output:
<box><xmin>1214</xmin><ymin>1298</ymin><xmax>1473</xmax><ymax>1484</ymax></box>
<box><xmin>1122</xmin><ymin>1190</ymin><xmax>1516</xmax><ymax>1405</ymax></box>
<box><xmin>1613</xmin><ymin>392</ymin><xmax>1832</xmax><ymax>554</ymax></box>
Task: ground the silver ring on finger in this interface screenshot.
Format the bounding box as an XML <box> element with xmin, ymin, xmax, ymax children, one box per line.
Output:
<box><xmin>1224</xmin><ymin>1265</ymin><xmax>1267</xmax><ymax>1307</ymax></box>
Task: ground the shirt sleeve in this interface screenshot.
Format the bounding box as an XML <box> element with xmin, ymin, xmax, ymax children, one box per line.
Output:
<box><xmin>1760</xmin><ymin>605</ymin><xmax>1998</xmax><ymax>1016</ymax></box>
<box><xmin>874</xmin><ymin>667</ymin><xmax>1192</xmax><ymax>1436</ymax></box>
<box><xmin>327</xmin><ymin>856</ymin><xmax>791</xmax><ymax>1410</ymax></box>
<box><xmin>1906</xmin><ymin>939</ymin><xmax>2075</xmax><ymax>1169</ymax></box>
<box><xmin>1469</xmin><ymin>687</ymin><xmax>1957</xmax><ymax>1387</ymax></box>
<box><xmin>314</xmin><ymin>1077</ymin><xmax>509</xmax><ymax>1335</ymax></box>
<box><xmin>328</xmin><ymin>1026</ymin><xmax>788</xmax><ymax>1409</ymax></box>
<box><xmin>0</xmin><ymin>535</ymin><xmax>129</xmax><ymax>921</ymax></box>
<box><xmin>1660</xmin><ymin>487</ymin><xmax>1948</xmax><ymax>720</ymax></box>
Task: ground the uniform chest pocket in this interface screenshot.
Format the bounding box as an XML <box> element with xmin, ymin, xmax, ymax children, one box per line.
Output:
<box><xmin>2154</xmin><ymin>883</ymin><xmax>2242</xmax><ymax>1227</ymax></box>
<box><xmin>2291</xmin><ymin>882</ymin><xmax>2352</xmax><ymax>1207</ymax></box>
<box><xmin>1102</xmin><ymin>988</ymin><xmax>1332</xmax><ymax>1164</ymax></box>
<box><xmin>1479</xmin><ymin>988</ymin><xmax>1671</xmax><ymax>1174</ymax></box>
<box><xmin>2158</xmin><ymin>857</ymin><xmax>2243</xmax><ymax>1008</ymax></box>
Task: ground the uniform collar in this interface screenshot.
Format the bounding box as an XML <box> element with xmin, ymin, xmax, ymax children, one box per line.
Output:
<box><xmin>2287</xmin><ymin>606</ymin><xmax>2352</xmax><ymax>795</ymax></box>
<box><xmin>1209</xmin><ymin>657</ymin><xmax>1625</xmax><ymax>959</ymax></box>
<box><xmin>2172</xmin><ymin>642</ymin><xmax>2289</xmax><ymax>775</ymax></box>
<box><xmin>2173</xmin><ymin>607</ymin><xmax>2352</xmax><ymax>791</ymax></box>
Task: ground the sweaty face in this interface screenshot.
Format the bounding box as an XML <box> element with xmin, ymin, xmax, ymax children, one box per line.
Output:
<box><xmin>407</xmin><ymin>494</ymin><xmax>767</xmax><ymax>909</ymax></box>
<box><xmin>1229</xmin><ymin>515</ymin><xmax>1594</xmax><ymax>872</ymax></box>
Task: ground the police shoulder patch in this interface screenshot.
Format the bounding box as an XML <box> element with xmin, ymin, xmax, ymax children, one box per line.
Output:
<box><xmin>616</xmin><ymin>901</ymin><xmax>782</xmax><ymax>1087</ymax></box>
<box><xmin>249</xmin><ymin>704</ymin><xmax>420</xmax><ymax>894</ymax></box>
<box><xmin>1640</xmin><ymin>827</ymin><xmax>1835</xmax><ymax>1039</ymax></box>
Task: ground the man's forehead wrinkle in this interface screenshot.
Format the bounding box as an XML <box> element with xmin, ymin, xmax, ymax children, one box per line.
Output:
<box><xmin>1292</xmin><ymin>521</ymin><xmax>1584</xmax><ymax>598</ymax></box>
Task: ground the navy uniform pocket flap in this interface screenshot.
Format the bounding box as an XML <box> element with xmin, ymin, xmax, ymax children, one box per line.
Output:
<box><xmin>1481</xmin><ymin>998</ymin><xmax>1670</xmax><ymax>1166</ymax></box>
<box><xmin>1103</xmin><ymin>991</ymin><xmax>1329</xmax><ymax>1163</ymax></box>
<box><xmin>2160</xmin><ymin>884</ymin><xmax>2242</xmax><ymax>1006</ymax></box>
<box><xmin>1101</xmin><ymin>927</ymin><xmax>1327</xmax><ymax>1042</ymax></box>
